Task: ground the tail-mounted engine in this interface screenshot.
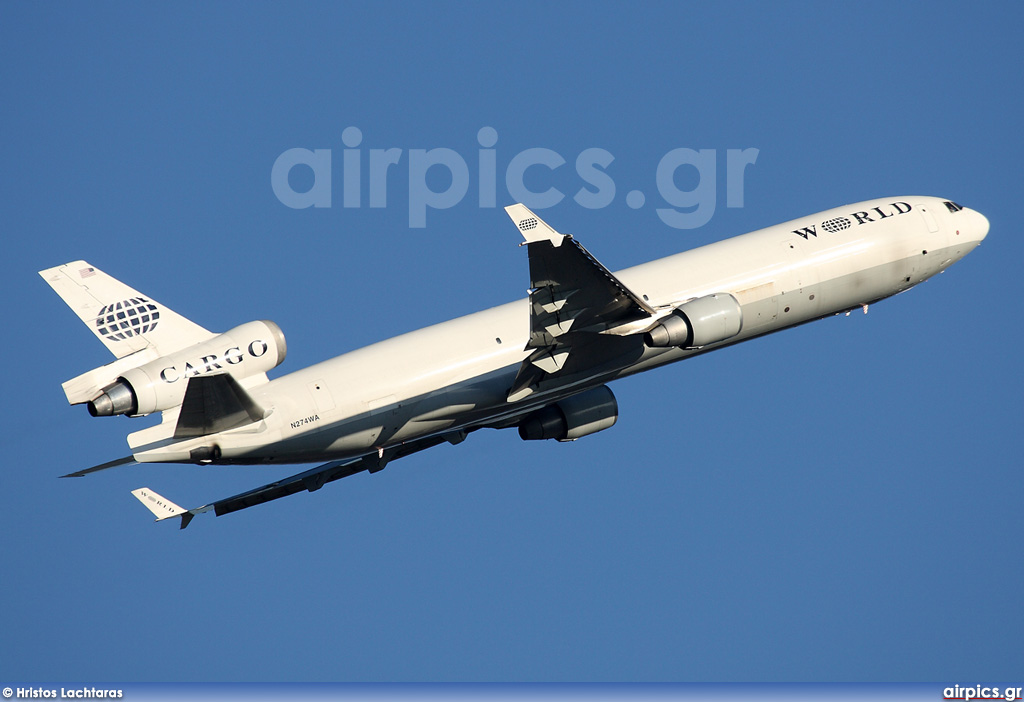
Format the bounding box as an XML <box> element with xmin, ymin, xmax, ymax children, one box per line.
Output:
<box><xmin>518</xmin><ymin>385</ymin><xmax>618</xmax><ymax>442</ymax></box>
<box><xmin>88</xmin><ymin>320</ymin><xmax>287</xmax><ymax>417</ymax></box>
<box><xmin>644</xmin><ymin>293</ymin><xmax>743</xmax><ymax>349</ymax></box>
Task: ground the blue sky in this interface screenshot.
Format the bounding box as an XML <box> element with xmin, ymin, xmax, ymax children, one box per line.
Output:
<box><xmin>2</xmin><ymin>0</ymin><xmax>1021</xmax><ymax>683</ymax></box>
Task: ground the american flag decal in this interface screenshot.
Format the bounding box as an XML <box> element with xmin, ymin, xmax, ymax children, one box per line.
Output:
<box><xmin>79</xmin><ymin>267</ymin><xmax>96</xmax><ymax>278</ymax></box>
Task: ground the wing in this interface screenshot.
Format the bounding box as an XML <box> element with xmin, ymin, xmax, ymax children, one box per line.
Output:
<box><xmin>131</xmin><ymin>435</ymin><xmax>449</xmax><ymax>529</ymax></box>
<box><xmin>504</xmin><ymin>204</ymin><xmax>656</xmax><ymax>401</ymax></box>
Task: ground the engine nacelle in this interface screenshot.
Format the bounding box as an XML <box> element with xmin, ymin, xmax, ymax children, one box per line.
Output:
<box><xmin>87</xmin><ymin>320</ymin><xmax>287</xmax><ymax>417</ymax></box>
<box><xmin>644</xmin><ymin>293</ymin><xmax>742</xmax><ymax>349</ymax></box>
<box><xmin>518</xmin><ymin>385</ymin><xmax>618</xmax><ymax>442</ymax></box>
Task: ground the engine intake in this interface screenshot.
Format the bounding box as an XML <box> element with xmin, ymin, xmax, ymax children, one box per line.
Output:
<box><xmin>518</xmin><ymin>385</ymin><xmax>618</xmax><ymax>442</ymax></box>
<box><xmin>644</xmin><ymin>293</ymin><xmax>742</xmax><ymax>349</ymax></box>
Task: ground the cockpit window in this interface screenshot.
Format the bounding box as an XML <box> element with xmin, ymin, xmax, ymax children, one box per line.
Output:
<box><xmin>944</xmin><ymin>201</ymin><xmax>964</xmax><ymax>213</ymax></box>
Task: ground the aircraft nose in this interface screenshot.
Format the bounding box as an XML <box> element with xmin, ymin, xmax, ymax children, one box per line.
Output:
<box><xmin>965</xmin><ymin>208</ymin><xmax>990</xmax><ymax>243</ymax></box>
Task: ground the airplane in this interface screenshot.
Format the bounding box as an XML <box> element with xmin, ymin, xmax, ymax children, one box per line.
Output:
<box><xmin>40</xmin><ymin>197</ymin><xmax>989</xmax><ymax>528</ymax></box>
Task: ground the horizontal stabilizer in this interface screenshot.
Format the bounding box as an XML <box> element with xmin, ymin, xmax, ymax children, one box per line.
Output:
<box><xmin>61</xmin><ymin>455</ymin><xmax>137</xmax><ymax>479</ymax></box>
<box><xmin>174</xmin><ymin>373</ymin><xmax>266</xmax><ymax>438</ymax></box>
<box><xmin>61</xmin><ymin>350</ymin><xmax>160</xmax><ymax>407</ymax></box>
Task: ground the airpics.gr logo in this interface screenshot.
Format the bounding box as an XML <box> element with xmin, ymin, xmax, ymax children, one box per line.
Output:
<box><xmin>95</xmin><ymin>297</ymin><xmax>160</xmax><ymax>341</ymax></box>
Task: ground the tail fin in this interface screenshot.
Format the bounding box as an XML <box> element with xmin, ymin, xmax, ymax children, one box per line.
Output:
<box><xmin>39</xmin><ymin>261</ymin><xmax>213</xmax><ymax>359</ymax></box>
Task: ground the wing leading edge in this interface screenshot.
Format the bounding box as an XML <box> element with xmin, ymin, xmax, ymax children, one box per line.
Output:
<box><xmin>131</xmin><ymin>435</ymin><xmax>450</xmax><ymax>528</ymax></box>
<box><xmin>504</xmin><ymin>204</ymin><xmax>656</xmax><ymax>401</ymax></box>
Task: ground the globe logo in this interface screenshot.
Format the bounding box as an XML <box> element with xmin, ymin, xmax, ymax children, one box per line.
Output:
<box><xmin>95</xmin><ymin>297</ymin><xmax>160</xmax><ymax>341</ymax></box>
<box><xmin>822</xmin><ymin>216</ymin><xmax>852</xmax><ymax>233</ymax></box>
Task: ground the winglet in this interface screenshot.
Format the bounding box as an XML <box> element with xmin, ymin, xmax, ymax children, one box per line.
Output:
<box><xmin>504</xmin><ymin>204</ymin><xmax>565</xmax><ymax>247</ymax></box>
<box><xmin>131</xmin><ymin>487</ymin><xmax>212</xmax><ymax>529</ymax></box>
<box><xmin>132</xmin><ymin>487</ymin><xmax>188</xmax><ymax>522</ymax></box>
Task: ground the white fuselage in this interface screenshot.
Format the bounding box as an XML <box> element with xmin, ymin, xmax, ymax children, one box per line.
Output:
<box><xmin>129</xmin><ymin>196</ymin><xmax>988</xmax><ymax>464</ymax></box>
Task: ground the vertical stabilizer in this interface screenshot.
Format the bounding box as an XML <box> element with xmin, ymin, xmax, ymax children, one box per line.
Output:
<box><xmin>39</xmin><ymin>261</ymin><xmax>214</xmax><ymax>359</ymax></box>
